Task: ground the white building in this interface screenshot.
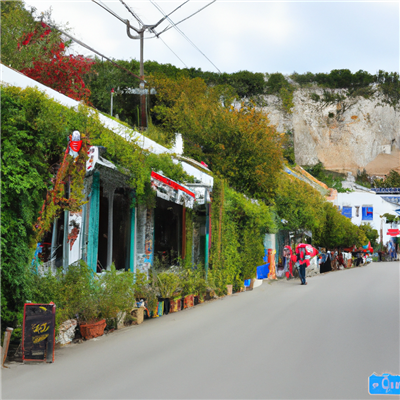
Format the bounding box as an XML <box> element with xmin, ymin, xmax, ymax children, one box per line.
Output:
<box><xmin>335</xmin><ymin>187</ymin><xmax>399</xmax><ymax>246</ymax></box>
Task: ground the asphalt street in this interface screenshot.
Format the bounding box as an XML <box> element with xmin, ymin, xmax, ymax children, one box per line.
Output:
<box><xmin>2</xmin><ymin>261</ymin><xmax>399</xmax><ymax>399</ymax></box>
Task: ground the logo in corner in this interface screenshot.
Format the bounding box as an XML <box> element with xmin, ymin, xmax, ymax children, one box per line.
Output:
<box><xmin>369</xmin><ymin>373</ymin><xmax>400</xmax><ymax>395</ymax></box>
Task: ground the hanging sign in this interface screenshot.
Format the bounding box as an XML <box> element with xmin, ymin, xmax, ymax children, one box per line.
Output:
<box><xmin>151</xmin><ymin>171</ymin><xmax>195</xmax><ymax>208</ymax></box>
<box><xmin>387</xmin><ymin>229</ymin><xmax>400</xmax><ymax>236</ymax></box>
<box><xmin>22</xmin><ymin>303</ymin><xmax>56</xmax><ymax>363</ymax></box>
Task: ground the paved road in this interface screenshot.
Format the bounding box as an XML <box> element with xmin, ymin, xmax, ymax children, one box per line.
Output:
<box><xmin>2</xmin><ymin>261</ymin><xmax>399</xmax><ymax>399</ymax></box>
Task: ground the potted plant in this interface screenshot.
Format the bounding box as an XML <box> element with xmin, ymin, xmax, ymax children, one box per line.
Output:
<box><xmin>180</xmin><ymin>270</ymin><xmax>197</xmax><ymax>308</ymax></box>
<box><xmin>193</xmin><ymin>272</ymin><xmax>208</xmax><ymax>303</ymax></box>
<box><xmin>55</xmin><ymin>261</ymin><xmax>106</xmax><ymax>340</ymax></box>
<box><xmin>156</xmin><ymin>271</ymin><xmax>180</xmax><ymax>315</ymax></box>
<box><xmin>169</xmin><ymin>293</ymin><xmax>182</xmax><ymax>312</ymax></box>
<box><xmin>78</xmin><ymin>293</ymin><xmax>106</xmax><ymax>340</ymax></box>
<box><xmin>143</xmin><ymin>286</ymin><xmax>159</xmax><ymax>318</ymax></box>
<box><xmin>97</xmin><ymin>265</ymin><xmax>136</xmax><ymax>329</ymax></box>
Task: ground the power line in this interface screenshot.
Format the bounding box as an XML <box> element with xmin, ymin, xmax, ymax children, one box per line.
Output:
<box><xmin>118</xmin><ymin>0</ymin><xmax>189</xmax><ymax>67</ymax></box>
<box><xmin>150</xmin><ymin>0</ymin><xmax>221</xmax><ymax>73</ymax></box>
<box><xmin>119</xmin><ymin>0</ymin><xmax>144</xmax><ymax>26</ymax></box>
<box><xmin>155</xmin><ymin>1</ymin><xmax>216</xmax><ymax>37</ymax></box>
<box><xmin>157</xmin><ymin>36</ymin><xmax>189</xmax><ymax>68</ymax></box>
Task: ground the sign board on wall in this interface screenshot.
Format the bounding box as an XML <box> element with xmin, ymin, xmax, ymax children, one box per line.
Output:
<box><xmin>22</xmin><ymin>303</ymin><xmax>56</xmax><ymax>363</ymax></box>
<box><xmin>150</xmin><ymin>171</ymin><xmax>195</xmax><ymax>209</ymax></box>
<box><xmin>387</xmin><ymin>229</ymin><xmax>400</xmax><ymax>237</ymax></box>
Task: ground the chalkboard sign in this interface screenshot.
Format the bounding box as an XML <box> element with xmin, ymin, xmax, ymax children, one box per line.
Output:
<box><xmin>22</xmin><ymin>303</ymin><xmax>56</xmax><ymax>363</ymax></box>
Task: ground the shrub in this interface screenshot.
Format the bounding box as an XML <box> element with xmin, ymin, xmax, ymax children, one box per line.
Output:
<box><xmin>98</xmin><ymin>265</ymin><xmax>136</xmax><ymax>324</ymax></box>
<box><xmin>155</xmin><ymin>271</ymin><xmax>180</xmax><ymax>298</ymax></box>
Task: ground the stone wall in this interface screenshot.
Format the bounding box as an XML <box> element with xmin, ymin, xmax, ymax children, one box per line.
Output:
<box><xmin>262</xmin><ymin>88</ymin><xmax>399</xmax><ymax>174</ymax></box>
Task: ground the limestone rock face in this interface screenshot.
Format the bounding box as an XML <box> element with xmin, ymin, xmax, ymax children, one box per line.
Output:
<box><xmin>262</xmin><ymin>88</ymin><xmax>400</xmax><ymax>174</ymax></box>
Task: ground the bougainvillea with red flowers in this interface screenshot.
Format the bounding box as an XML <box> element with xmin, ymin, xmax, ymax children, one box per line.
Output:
<box><xmin>18</xmin><ymin>22</ymin><xmax>94</xmax><ymax>102</ymax></box>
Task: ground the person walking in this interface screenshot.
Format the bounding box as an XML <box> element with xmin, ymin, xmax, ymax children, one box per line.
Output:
<box><xmin>295</xmin><ymin>244</ymin><xmax>308</xmax><ymax>285</ymax></box>
<box><xmin>295</xmin><ymin>243</ymin><xmax>319</xmax><ymax>285</ymax></box>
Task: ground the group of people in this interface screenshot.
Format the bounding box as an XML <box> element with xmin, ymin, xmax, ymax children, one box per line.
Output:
<box><xmin>282</xmin><ymin>244</ymin><xmax>319</xmax><ymax>285</ymax></box>
<box><xmin>282</xmin><ymin>244</ymin><xmax>372</xmax><ymax>285</ymax></box>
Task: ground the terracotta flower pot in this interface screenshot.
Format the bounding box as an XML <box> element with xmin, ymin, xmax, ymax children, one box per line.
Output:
<box><xmin>79</xmin><ymin>319</ymin><xmax>106</xmax><ymax>340</ymax></box>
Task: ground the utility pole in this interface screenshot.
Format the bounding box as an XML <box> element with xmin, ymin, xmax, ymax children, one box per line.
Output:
<box><xmin>125</xmin><ymin>24</ymin><xmax>152</xmax><ymax>130</ymax></box>
<box><xmin>92</xmin><ymin>0</ymin><xmax>216</xmax><ymax>130</ymax></box>
<box><xmin>92</xmin><ymin>0</ymin><xmax>169</xmax><ymax>130</ymax></box>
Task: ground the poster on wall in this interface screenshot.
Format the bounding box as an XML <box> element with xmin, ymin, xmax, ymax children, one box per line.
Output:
<box><xmin>22</xmin><ymin>303</ymin><xmax>56</xmax><ymax>363</ymax></box>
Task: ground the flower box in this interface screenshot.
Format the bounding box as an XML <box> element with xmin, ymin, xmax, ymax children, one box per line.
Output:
<box><xmin>79</xmin><ymin>319</ymin><xmax>106</xmax><ymax>340</ymax></box>
<box><xmin>169</xmin><ymin>297</ymin><xmax>182</xmax><ymax>313</ymax></box>
<box><xmin>183</xmin><ymin>294</ymin><xmax>194</xmax><ymax>309</ymax></box>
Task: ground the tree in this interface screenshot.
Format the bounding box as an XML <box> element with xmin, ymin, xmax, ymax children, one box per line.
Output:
<box><xmin>358</xmin><ymin>223</ymin><xmax>379</xmax><ymax>247</ymax></box>
<box><xmin>1</xmin><ymin>1</ymin><xmax>61</xmax><ymax>70</ymax></box>
<box><xmin>312</xmin><ymin>202</ymin><xmax>367</xmax><ymax>249</ymax></box>
<box><xmin>374</xmin><ymin>170</ymin><xmax>400</xmax><ymax>188</ymax></box>
<box><xmin>17</xmin><ymin>27</ymin><xmax>94</xmax><ymax>101</ymax></box>
<box><xmin>148</xmin><ymin>74</ymin><xmax>283</xmax><ymax>200</ymax></box>
<box><xmin>274</xmin><ymin>173</ymin><xmax>325</xmax><ymax>237</ymax></box>
<box><xmin>376</xmin><ymin>70</ymin><xmax>400</xmax><ymax>109</ymax></box>
<box><xmin>1</xmin><ymin>0</ymin><xmax>94</xmax><ymax>101</ymax></box>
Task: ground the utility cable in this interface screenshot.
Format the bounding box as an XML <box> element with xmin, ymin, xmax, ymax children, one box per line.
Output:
<box><xmin>118</xmin><ymin>0</ymin><xmax>189</xmax><ymax>68</ymax></box>
<box><xmin>119</xmin><ymin>0</ymin><xmax>144</xmax><ymax>26</ymax></box>
<box><xmin>156</xmin><ymin>0</ymin><xmax>216</xmax><ymax>36</ymax></box>
<box><xmin>150</xmin><ymin>0</ymin><xmax>220</xmax><ymax>73</ymax></box>
<box><xmin>157</xmin><ymin>36</ymin><xmax>189</xmax><ymax>68</ymax></box>
<box><xmin>119</xmin><ymin>0</ymin><xmax>190</xmax><ymax>29</ymax></box>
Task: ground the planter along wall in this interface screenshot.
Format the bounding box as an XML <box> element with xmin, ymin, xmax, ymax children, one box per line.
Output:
<box><xmin>79</xmin><ymin>319</ymin><xmax>106</xmax><ymax>340</ymax></box>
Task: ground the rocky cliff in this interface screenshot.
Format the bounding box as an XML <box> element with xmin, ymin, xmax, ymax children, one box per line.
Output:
<box><xmin>263</xmin><ymin>88</ymin><xmax>400</xmax><ymax>175</ymax></box>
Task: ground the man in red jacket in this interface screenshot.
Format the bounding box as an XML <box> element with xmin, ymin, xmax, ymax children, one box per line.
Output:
<box><xmin>295</xmin><ymin>244</ymin><xmax>319</xmax><ymax>285</ymax></box>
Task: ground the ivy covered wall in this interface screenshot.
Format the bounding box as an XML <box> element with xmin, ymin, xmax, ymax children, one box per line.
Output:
<box><xmin>209</xmin><ymin>178</ymin><xmax>276</xmax><ymax>292</ymax></box>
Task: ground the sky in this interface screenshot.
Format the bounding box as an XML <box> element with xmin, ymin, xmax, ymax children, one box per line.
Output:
<box><xmin>24</xmin><ymin>0</ymin><xmax>399</xmax><ymax>75</ymax></box>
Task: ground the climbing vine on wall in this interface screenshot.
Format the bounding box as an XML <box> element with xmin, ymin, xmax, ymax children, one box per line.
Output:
<box><xmin>184</xmin><ymin>208</ymin><xmax>194</xmax><ymax>268</ymax></box>
<box><xmin>209</xmin><ymin>177</ymin><xmax>276</xmax><ymax>291</ymax></box>
<box><xmin>1</xmin><ymin>84</ymin><xmax>195</xmax><ymax>333</ymax></box>
<box><xmin>34</xmin><ymin>134</ymin><xmax>90</xmax><ymax>242</ymax></box>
